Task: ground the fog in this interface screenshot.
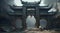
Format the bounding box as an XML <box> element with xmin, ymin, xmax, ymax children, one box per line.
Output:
<box><xmin>26</xmin><ymin>15</ymin><xmax>36</xmax><ymax>29</ymax></box>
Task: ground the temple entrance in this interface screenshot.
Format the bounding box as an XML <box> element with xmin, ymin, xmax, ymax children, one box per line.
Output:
<box><xmin>26</xmin><ymin>15</ymin><xmax>36</xmax><ymax>30</ymax></box>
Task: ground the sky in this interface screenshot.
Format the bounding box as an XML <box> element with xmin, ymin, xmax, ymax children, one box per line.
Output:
<box><xmin>14</xmin><ymin>0</ymin><xmax>43</xmax><ymax>6</ymax></box>
<box><xmin>14</xmin><ymin>0</ymin><xmax>56</xmax><ymax>6</ymax></box>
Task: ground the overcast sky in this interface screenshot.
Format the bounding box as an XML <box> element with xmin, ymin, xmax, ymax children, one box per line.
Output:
<box><xmin>14</xmin><ymin>0</ymin><xmax>56</xmax><ymax>6</ymax></box>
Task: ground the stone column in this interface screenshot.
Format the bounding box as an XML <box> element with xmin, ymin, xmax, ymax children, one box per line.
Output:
<box><xmin>22</xmin><ymin>6</ymin><xmax>26</xmax><ymax>30</ymax></box>
<box><xmin>35</xmin><ymin>7</ymin><xmax>40</xmax><ymax>28</ymax></box>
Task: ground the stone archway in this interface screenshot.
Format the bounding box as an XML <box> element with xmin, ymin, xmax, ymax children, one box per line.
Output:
<box><xmin>26</xmin><ymin>15</ymin><xmax>36</xmax><ymax>29</ymax></box>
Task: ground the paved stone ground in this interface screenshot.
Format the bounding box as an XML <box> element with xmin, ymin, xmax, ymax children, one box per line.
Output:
<box><xmin>25</xmin><ymin>30</ymin><xmax>60</xmax><ymax>33</ymax></box>
<box><xmin>8</xmin><ymin>28</ymin><xmax>60</xmax><ymax>33</ymax></box>
<box><xmin>9</xmin><ymin>31</ymin><xmax>60</xmax><ymax>33</ymax></box>
<box><xmin>1</xmin><ymin>30</ymin><xmax>59</xmax><ymax>33</ymax></box>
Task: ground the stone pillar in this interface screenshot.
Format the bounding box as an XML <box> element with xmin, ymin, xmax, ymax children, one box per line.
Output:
<box><xmin>22</xmin><ymin>6</ymin><xmax>26</xmax><ymax>30</ymax></box>
<box><xmin>35</xmin><ymin>7</ymin><xmax>40</xmax><ymax>28</ymax></box>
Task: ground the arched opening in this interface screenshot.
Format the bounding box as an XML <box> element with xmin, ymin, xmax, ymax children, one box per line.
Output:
<box><xmin>39</xmin><ymin>19</ymin><xmax>47</xmax><ymax>29</ymax></box>
<box><xmin>15</xmin><ymin>17</ymin><xmax>23</xmax><ymax>29</ymax></box>
<box><xmin>26</xmin><ymin>15</ymin><xmax>36</xmax><ymax>29</ymax></box>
